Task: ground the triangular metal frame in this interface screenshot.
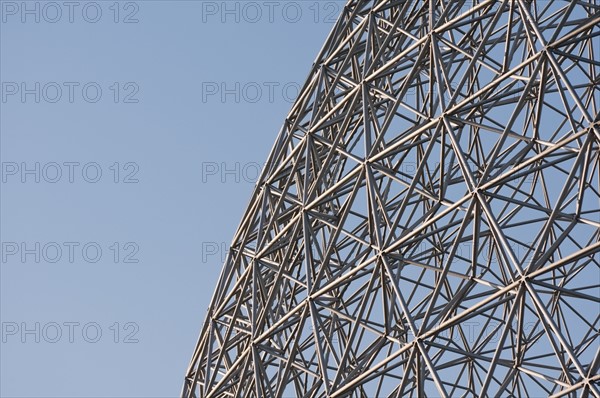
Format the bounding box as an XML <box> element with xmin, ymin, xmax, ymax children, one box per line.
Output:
<box><xmin>184</xmin><ymin>1</ymin><xmax>600</xmax><ymax>396</ymax></box>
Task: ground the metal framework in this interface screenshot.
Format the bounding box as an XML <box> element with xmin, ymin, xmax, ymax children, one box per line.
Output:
<box><xmin>184</xmin><ymin>1</ymin><xmax>600</xmax><ymax>396</ymax></box>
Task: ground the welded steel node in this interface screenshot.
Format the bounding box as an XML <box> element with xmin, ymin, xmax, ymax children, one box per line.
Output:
<box><xmin>184</xmin><ymin>1</ymin><xmax>600</xmax><ymax>396</ymax></box>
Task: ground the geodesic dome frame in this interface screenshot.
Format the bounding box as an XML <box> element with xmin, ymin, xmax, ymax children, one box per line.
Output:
<box><xmin>184</xmin><ymin>1</ymin><xmax>600</xmax><ymax>396</ymax></box>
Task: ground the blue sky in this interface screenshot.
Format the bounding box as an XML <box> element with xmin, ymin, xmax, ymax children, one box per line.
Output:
<box><xmin>0</xmin><ymin>1</ymin><xmax>343</xmax><ymax>396</ymax></box>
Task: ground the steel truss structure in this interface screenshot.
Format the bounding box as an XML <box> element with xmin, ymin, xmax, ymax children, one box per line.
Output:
<box><xmin>184</xmin><ymin>1</ymin><xmax>600</xmax><ymax>396</ymax></box>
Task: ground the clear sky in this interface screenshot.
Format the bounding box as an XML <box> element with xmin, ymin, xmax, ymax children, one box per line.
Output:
<box><xmin>0</xmin><ymin>1</ymin><xmax>344</xmax><ymax>396</ymax></box>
